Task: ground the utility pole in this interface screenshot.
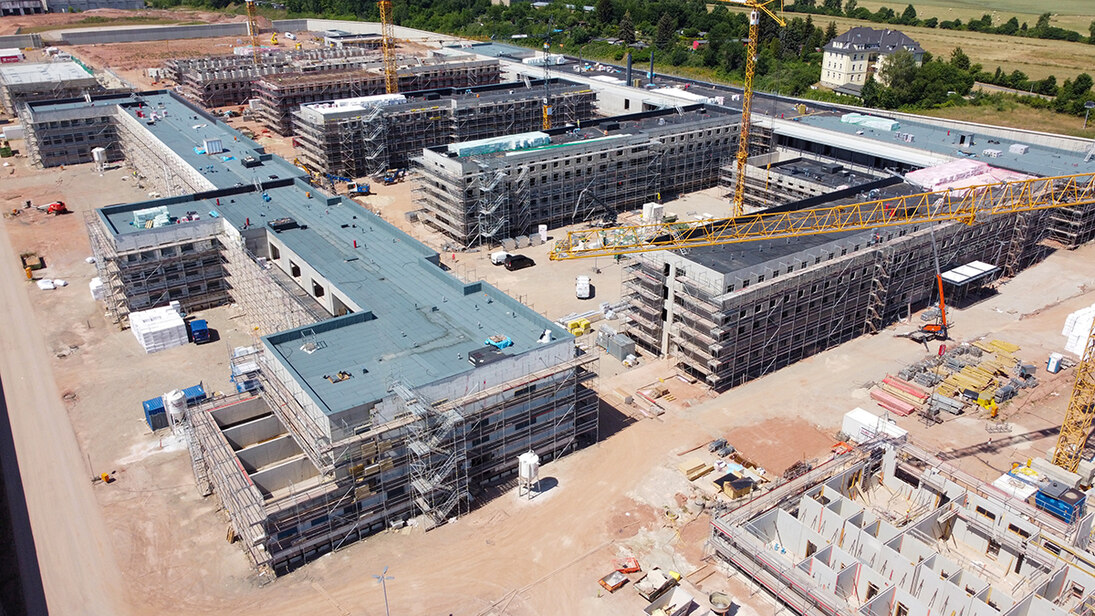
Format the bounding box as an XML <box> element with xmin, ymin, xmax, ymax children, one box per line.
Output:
<box><xmin>374</xmin><ymin>566</ymin><xmax>394</xmax><ymax>616</ymax></box>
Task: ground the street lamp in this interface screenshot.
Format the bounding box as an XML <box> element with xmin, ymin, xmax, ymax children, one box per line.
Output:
<box><xmin>374</xmin><ymin>566</ymin><xmax>394</xmax><ymax>616</ymax></box>
<box><xmin>1085</xmin><ymin>101</ymin><xmax>1095</xmax><ymax>129</ymax></box>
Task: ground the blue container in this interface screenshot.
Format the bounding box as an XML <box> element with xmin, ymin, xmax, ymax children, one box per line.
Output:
<box><xmin>142</xmin><ymin>396</ymin><xmax>168</xmax><ymax>431</ymax></box>
<box><xmin>1036</xmin><ymin>480</ymin><xmax>1087</xmax><ymax>523</ymax></box>
<box><xmin>182</xmin><ymin>383</ymin><xmax>206</xmax><ymax>405</ymax></box>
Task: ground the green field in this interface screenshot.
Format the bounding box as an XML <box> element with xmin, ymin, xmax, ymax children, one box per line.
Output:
<box><xmin>850</xmin><ymin>1</ymin><xmax>1095</xmax><ymax>35</ymax></box>
<box><xmin>918</xmin><ymin>104</ymin><xmax>1095</xmax><ymax>139</ymax></box>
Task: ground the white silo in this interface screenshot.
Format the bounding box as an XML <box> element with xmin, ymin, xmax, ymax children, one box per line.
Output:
<box><xmin>164</xmin><ymin>389</ymin><xmax>187</xmax><ymax>428</ymax></box>
<box><xmin>517</xmin><ymin>450</ymin><xmax>540</xmax><ymax>499</ymax></box>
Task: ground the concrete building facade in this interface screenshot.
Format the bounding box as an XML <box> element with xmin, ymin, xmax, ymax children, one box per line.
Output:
<box><xmin>292</xmin><ymin>78</ymin><xmax>597</xmax><ymax>178</ymax></box>
<box><xmin>711</xmin><ymin>439</ymin><xmax>1095</xmax><ymax>615</ymax></box>
<box><xmin>29</xmin><ymin>90</ymin><xmax>599</xmax><ymax>577</ymax></box>
<box><xmin>414</xmin><ymin>104</ymin><xmax>740</xmax><ymax>246</ymax></box>
<box><xmin>0</xmin><ymin>61</ymin><xmax>103</xmax><ymax>114</ymax></box>
<box><xmin>253</xmin><ymin>57</ymin><xmax>503</xmax><ymax>135</ymax></box>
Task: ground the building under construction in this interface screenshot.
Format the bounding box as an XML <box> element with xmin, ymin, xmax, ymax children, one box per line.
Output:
<box><xmin>292</xmin><ymin>78</ymin><xmax>598</xmax><ymax>178</ymax></box>
<box><xmin>164</xmin><ymin>47</ymin><xmax>381</xmax><ymax>108</ymax></box>
<box><xmin>0</xmin><ymin>61</ymin><xmax>104</xmax><ymax>114</ymax></box>
<box><xmin>34</xmin><ymin>89</ymin><xmax>598</xmax><ymax>577</ymax></box>
<box><xmin>253</xmin><ymin>57</ymin><xmax>502</xmax><ymax>135</ymax></box>
<box><xmin>710</xmin><ymin>437</ymin><xmax>1095</xmax><ymax>616</ymax></box>
<box><xmin>414</xmin><ymin>103</ymin><xmax>740</xmax><ymax>246</ymax></box>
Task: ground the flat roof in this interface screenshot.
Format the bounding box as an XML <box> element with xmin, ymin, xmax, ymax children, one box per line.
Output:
<box><xmin>677</xmin><ymin>179</ymin><xmax>914</xmax><ymax>276</ymax></box>
<box><xmin>112</xmin><ymin>91</ymin><xmax>304</xmax><ymax>190</ymax></box>
<box><xmin>768</xmin><ymin>158</ymin><xmax>882</xmax><ymax>189</ymax></box>
<box><xmin>297</xmin><ymin>78</ymin><xmax>589</xmax><ymax>118</ymax></box>
<box><xmin>429</xmin><ymin>104</ymin><xmax>739</xmax><ymax>163</ymax></box>
<box><xmin>793</xmin><ymin>111</ymin><xmax>1094</xmax><ymax>178</ymax></box>
<box><xmin>91</xmin><ymin>91</ymin><xmax>566</xmax><ymax>415</ymax></box>
<box><xmin>0</xmin><ymin>61</ymin><xmax>96</xmax><ymax>87</ymax></box>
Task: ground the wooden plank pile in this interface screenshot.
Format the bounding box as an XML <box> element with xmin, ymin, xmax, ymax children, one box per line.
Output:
<box><xmin>870</xmin><ymin>375</ymin><xmax>929</xmax><ymax>416</ymax></box>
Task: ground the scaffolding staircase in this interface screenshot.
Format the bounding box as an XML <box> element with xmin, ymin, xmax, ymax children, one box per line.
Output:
<box><xmin>863</xmin><ymin>248</ymin><xmax>893</xmax><ymax>335</ymax></box>
<box><xmin>389</xmin><ymin>381</ymin><xmax>468</xmax><ymax>527</ymax></box>
<box><xmin>475</xmin><ymin>168</ymin><xmax>509</xmax><ymax>245</ymax></box>
<box><xmin>1003</xmin><ymin>212</ymin><xmax>1032</xmax><ymax>277</ymax></box>
<box><xmin>357</xmin><ymin>106</ymin><xmax>386</xmax><ymax>177</ymax></box>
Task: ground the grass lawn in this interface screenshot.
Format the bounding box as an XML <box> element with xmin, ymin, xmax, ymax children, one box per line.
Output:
<box><xmin>918</xmin><ymin>104</ymin><xmax>1095</xmax><ymax>139</ymax></box>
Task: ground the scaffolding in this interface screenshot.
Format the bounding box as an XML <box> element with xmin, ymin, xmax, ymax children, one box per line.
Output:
<box><xmin>415</xmin><ymin>104</ymin><xmax>738</xmax><ymax>247</ymax></box>
<box><xmin>628</xmin><ymin>213</ymin><xmax>1042</xmax><ymax>391</ymax></box>
<box><xmin>255</xmin><ymin>59</ymin><xmax>503</xmax><ymax>136</ymax></box>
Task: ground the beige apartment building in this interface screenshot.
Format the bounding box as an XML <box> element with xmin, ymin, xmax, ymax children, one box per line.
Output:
<box><xmin>821</xmin><ymin>27</ymin><xmax>923</xmax><ymax>95</ymax></box>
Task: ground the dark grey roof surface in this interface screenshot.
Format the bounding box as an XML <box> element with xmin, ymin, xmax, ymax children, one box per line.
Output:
<box><xmin>823</xmin><ymin>27</ymin><xmax>923</xmax><ymax>54</ymax></box>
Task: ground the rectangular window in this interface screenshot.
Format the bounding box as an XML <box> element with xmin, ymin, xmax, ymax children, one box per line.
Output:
<box><xmin>975</xmin><ymin>505</ymin><xmax>996</xmax><ymax>521</ymax></box>
<box><xmin>289</xmin><ymin>260</ymin><xmax>300</xmax><ymax>277</ymax></box>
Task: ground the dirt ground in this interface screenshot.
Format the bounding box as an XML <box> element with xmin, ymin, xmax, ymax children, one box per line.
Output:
<box><xmin>4</xmin><ymin>142</ymin><xmax>1095</xmax><ymax>616</ymax></box>
<box><xmin>0</xmin><ymin>8</ymin><xmax>253</xmax><ymax>36</ymax></box>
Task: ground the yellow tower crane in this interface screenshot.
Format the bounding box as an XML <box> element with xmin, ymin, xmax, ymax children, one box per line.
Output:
<box><xmin>245</xmin><ymin>0</ymin><xmax>262</xmax><ymax>66</ymax></box>
<box><xmin>719</xmin><ymin>0</ymin><xmax>785</xmax><ymax>218</ymax></box>
<box><xmin>378</xmin><ymin>0</ymin><xmax>399</xmax><ymax>94</ymax></box>
<box><xmin>548</xmin><ymin>171</ymin><xmax>1095</xmax><ymax>476</ymax></box>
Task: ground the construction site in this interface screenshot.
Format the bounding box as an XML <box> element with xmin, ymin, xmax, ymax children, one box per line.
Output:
<box><xmin>4</xmin><ymin>11</ymin><xmax>1095</xmax><ymax>616</ymax></box>
<box><xmin>414</xmin><ymin>103</ymin><xmax>740</xmax><ymax>246</ymax></box>
<box><xmin>292</xmin><ymin>78</ymin><xmax>597</xmax><ymax>178</ymax></box>
<box><xmin>253</xmin><ymin>56</ymin><xmax>503</xmax><ymax>135</ymax></box>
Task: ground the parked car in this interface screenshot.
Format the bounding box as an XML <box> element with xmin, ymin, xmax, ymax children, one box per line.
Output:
<box><xmin>284</xmin><ymin>32</ymin><xmax>297</xmax><ymax>40</ymax></box>
<box><xmin>504</xmin><ymin>254</ymin><xmax>535</xmax><ymax>271</ymax></box>
<box><xmin>575</xmin><ymin>275</ymin><xmax>591</xmax><ymax>299</ymax></box>
<box><xmin>490</xmin><ymin>251</ymin><xmax>511</xmax><ymax>265</ymax></box>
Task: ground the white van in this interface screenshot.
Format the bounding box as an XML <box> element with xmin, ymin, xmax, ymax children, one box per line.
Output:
<box><xmin>575</xmin><ymin>275</ymin><xmax>591</xmax><ymax>299</ymax></box>
<box><xmin>490</xmin><ymin>251</ymin><xmax>511</xmax><ymax>265</ymax></box>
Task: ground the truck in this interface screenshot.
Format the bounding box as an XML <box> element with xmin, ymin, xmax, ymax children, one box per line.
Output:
<box><xmin>346</xmin><ymin>181</ymin><xmax>370</xmax><ymax>195</ymax></box>
<box><xmin>189</xmin><ymin>319</ymin><xmax>211</xmax><ymax>344</ymax></box>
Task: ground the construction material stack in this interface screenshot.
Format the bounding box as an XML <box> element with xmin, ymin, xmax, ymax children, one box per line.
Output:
<box><xmin>130</xmin><ymin>306</ymin><xmax>188</xmax><ymax>353</ymax></box>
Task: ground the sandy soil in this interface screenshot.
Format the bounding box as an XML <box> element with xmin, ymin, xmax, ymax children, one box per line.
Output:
<box><xmin>3</xmin><ymin>148</ymin><xmax>1095</xmax><ymax>615</ymax></box>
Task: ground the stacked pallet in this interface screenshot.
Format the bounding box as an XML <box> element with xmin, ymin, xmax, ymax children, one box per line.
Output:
<box><xmin>870</xmin><ymin>390</ymin><xmax>914</xmax><ymax>416</ymax></box>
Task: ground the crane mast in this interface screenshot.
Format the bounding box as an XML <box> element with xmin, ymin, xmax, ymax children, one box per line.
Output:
<box><xmin>720</xmin><ymin>0</ymin><xmax>785</xmax><ymax>218</ymax></box>
<box><xmin>379</xmin><ymin>0</ymin><xmax>399</xmax><ymax>94</ymax></box>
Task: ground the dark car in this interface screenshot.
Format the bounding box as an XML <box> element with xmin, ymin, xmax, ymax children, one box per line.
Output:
<box><xmin>504</xmin><ymin>254</ymin><xmax>535</xmax><ymax>271</ymax></box>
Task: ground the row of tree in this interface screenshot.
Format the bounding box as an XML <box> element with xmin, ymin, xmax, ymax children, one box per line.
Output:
<box><xmin>787</xmin><ymin>1</ymin><xmax>1095</xmax><ymax>45</ymax></box>
<box><xmin>861</xmin><ymin>46</ymin><xmax>1094</xmax><ymax>117</ymax></box>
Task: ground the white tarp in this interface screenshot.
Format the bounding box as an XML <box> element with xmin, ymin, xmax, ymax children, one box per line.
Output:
<box><xmin>447</xmin><ymin>131</ymin><xmax>549</xmax><ymax>157</ymax></box>
<box><xmin>840</xmin><ymin>112</ymin><xmax>899</xmax><ymax>132</ymax></box>
<box><xmin>1063</xmin><ymin>303</ymin><xmax>1095</xmax><ymax>356</ymax></box>
<box><xmin>941</xmin><ymin>260</ymin><xmax>998</xmax><ymax>285</ymax></box>
<box><xmin>842</xmin><ymin>407</ymin><xmax>908</xmax><ymax>444</ymax></box>
<box><xmin>992</xmin><ymin>473</ymin><xmax>1038</xmax><ymax>501</ymax></box>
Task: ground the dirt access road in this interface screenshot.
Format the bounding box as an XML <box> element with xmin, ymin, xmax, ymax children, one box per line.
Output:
<box><xmin>0</xmin><ymin>212</ymin><xmax>129</xmax><ymax>613</ymax></box>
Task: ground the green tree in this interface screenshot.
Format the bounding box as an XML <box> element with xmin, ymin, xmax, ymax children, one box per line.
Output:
<box><xmin>619</xmin><ymin>10</ymin><xmax>635</xmax><ymax>45</ymax></box>
<box><xmin>999</xmin><ymin>17</ymin><xmax>1020</xmax><ymax>36</ymax></box>
<box><xmin>899</xmin><ymin>4</ymin><xmax>917</xmax><ymax>25</ymax></box>
<box><xmin>595</xmin><ymin>0</ymin><xmax>613</xmax><ymax>26</ymax></box>
<box><xmin>860</xmin><ymin>76</ymin><xmax>880</xmax><ymax>106</ymax></box>
<box><xmin>824</xmin><ymin>21</ymin><xmax>838</xmax><ymax>43</ymax></box>
<box><xmin>822</xmin><ymin>0</ymin><xmax>841</xmax><ymax>13</ymax></box>
<box><xmin>1035</xmin><ymin>12</ymin><xmax>1051</xmax><ymax>31</ymax></box>
<box><xmin>1089</xmin><ymin>20</ymin><xmax>1095</xmax><ymax>44</ymax></box>
<box><xmin>844</xmin><ymin>0</ymin><xmax>856</xmax><ymax>16</ymax></box>
<box><xmin>878</xmin><ymin>48</ymin><xmax>918</xmax><ymax>89</ymax></box>
<box><xmin>655</xmin><ymin>13</ymin><xmax>676</xmax><ymax>50</ymax></box>
<box><xmin>949</xmin><ymin>47</ymin><xmax>970</xmax><ymax>71</ymax></box>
